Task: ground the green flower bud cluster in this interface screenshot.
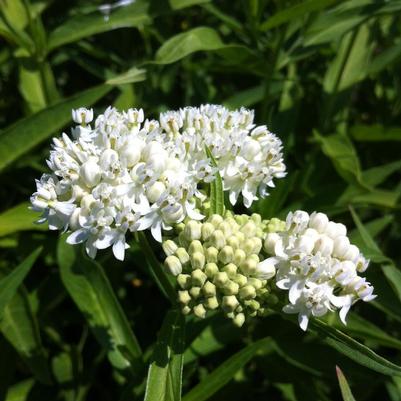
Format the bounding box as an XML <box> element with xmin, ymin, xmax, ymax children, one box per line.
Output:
<box><xmin>163</xmin><ymin>213</ymin><xmax>280</xmax><ymax>327</ymax></box>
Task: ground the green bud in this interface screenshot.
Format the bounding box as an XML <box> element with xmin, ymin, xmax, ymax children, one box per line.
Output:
<box><xmin>256</xmin><ymin>228</ymin><xmax>264</xmax><ymax>238</ymax></box>
<box><xmin>213</xmin><ymin>271</ymin><xmax>229</xmax><ymax>287</ymax></box>
<box><xmin>240</xmin><ymin>221</ymin><xmax>257</xmax><ymax>238</ymax></box>
<box><xmin>245</xmin><ymin>299</ymin><xmax>260</xmax><ymax>311</ymax></box>
<box><xmin>209</xmin><ymin>214</ymin><xmax>224</xmax><ymax>227</ymax></box>
<box><xmin>240</xmin><ymin>258</ymin><xmax>258</xmax><ymax>275</ymax></box>
<box><xmin>222</xmin><ymin>295</ymin><xmax>239</xmax><ymax>312</ymax></box>
<box><xmin>204</xmin><ymin>262</ymin><xmax>219</xmax><ymax>278</ymax></box>
<box><xmin>190</xmin><ymin>252</ymin><xmax>205</xmax><ymax>270</ymax></box>
<box><xmin>233</xmin><ymin>249</ymin><xmax>246</xmax><ymax>266</ymax></box>
<box><xmin>233</xmin><ymin>313</ymin><xmax>245</xmax><ymax>327</ymax></box>
<box><xmin>193</xmin><ymin>304</ymin><xmax>207</xmax><ymax>318</ymax></box>
<box><xmin>247</xmin><ymin>278</ymin><xmax>263</xmax><ymax>290</ymax></box>
<box><xmin>182</xmin><ymin>305</ymin><xmax>191</xmax><ymax>315</ymax></box>
<box><xmin>218</xmin><ymin>221</ymin><xmax>232</xmax><ymax>237</ymax></box>
<box><xmin>222</xmin><ymin>263</ymin><xmax>237</xmax><ymax>277</ymax></box>
<box><xmin>251</xmin><ymin>213</ymin><xmax>262</xmax><ymax>224</ymax></box>
<box><xmin>204</xmin><ymin>296</ymin><xmax>219</xmax><ymax>310</ymax></box>
<box><xmin>175</xmin><ymin>247</ymin><xmax>190</xmax><ymax>266</ymax></box>
<box><xmin>239</xmin><ymin>285</ymin><xmax>256</xmax><ymax>300</ymax></box>
<box><xmin>267</xmin><ymin>218</ymin><xmax>286</xmax><ymax>233</ymax></box>
<box><xmin>226</xmin><ymin>236</ymin><xmax>240</xmax><ymax>249</ymax></box>
<box><xmin>175</xmin><ymin>222</ymin><xmax>185</xmax><ymax>233</ymax></box>
<box><xmin>222</xmin><ymin>280</ymin><xmax>239</xmax><ymax>295</ymax></box>
<box><xmin>177</xmin><ymin>274</ymin><xmax>191</xmax><ymax>289</ymax></box>
<box><xmin>205</xmin><ymin>246</ymin><xmax>218</xmax><ymax>263</ymax></box>
<box><xmin>234</xmin><ymin>231</ymin><xmax>245</xmax><ymax>243</ymax></box>
<box><xmin>178</xmin><ymin>290</ymin><xmax>191</xmax><ymax>305</ymax></box>
<box><xmin>178</xmin><ymin>231</ymin><xmax>189</xmax><ymax>248</ymax></box>
<box><xmin>233</xmin><ymin>273</ymin><xmax>248</xmax><ymax>287</ymax></box>
<box><xmin>218</xmin><ymin>245</ymin><xmax>234</xmax><ymax>264</ymax></box>
<box><xmin>202</xmin><ymin>281</ymin><xmax>216</xmax><ymax>297</ymax></box>
<box><xmin>201</xmin><ymin>222</ymin><xmax>215</xmax><ymax>241</ymax></box>
<box><xmin>164</xmin><ymin>255</ymin><xmax>182</xmax><ymax>276</ymax></box>
<box><xmin>162</xmin><ymin>239</ymin><xmax>178</xmax><ymax>256</ymax></box>
<box><xmin>235</xmin><ymin>214</ymin><xmax>248</xmax><ymax>226</ymax></box>
<box><xmin>189</xmin><ymin>286</ymin><xmax>201</xmax><ymax>299</ymax></box>
<box><xmin>184</xmin><ymin>220</ymin><xmax>202</xmax><ymax>241</ymax></box>
<box><xmin>191</xmin><ymin>269</ymin><xmax>207</xmax><ymax>286</ymax></box>
<box><xmin>188</xmin><ymin>240</ymin><xmax>204</xmax><ymax>256</ymax></box>
<box><xmin>210</xmin><ymin>230</ymin><xmax>226</xmax><ymax>249</ymax></box>
<box><xmin>265</xmin><ymin>294</ymin><xmax>279</xmax><ymax>305</ymax></box>
<box><xmin>249</xmin><ymin>254</ymin><xmax>260</xmax><ymax>263</ymax></box>
<box><xmin>243</xmin><ymin>238</ymin><xmax>255</xmax><ymax>255</ymax></box>
<box><xmin>252</xmin><ymin>238</ymin><xmax>262</xmax><ymax>254</ymax></box>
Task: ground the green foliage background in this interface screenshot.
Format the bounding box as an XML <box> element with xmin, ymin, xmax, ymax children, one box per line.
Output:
<box><xmin>1</xmin><ymin>0</ymin><xmax>401</xmax><ymax>400</ymax></box>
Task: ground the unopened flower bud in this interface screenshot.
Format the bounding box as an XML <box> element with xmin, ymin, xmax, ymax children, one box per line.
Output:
<box><xmin>333</xmin><ymin>236</ymin><xmax>350</xmax><ymax>258</ymax></box>
<box><xmin>243</xmin><ymin>239</ymin><xmax>255</xmax><ymax>255</ymax></box>
<box><xmin>191</xmin><ymin>269</ymin><xmax>207</xmax><ymax>286</ymax></box>
<box><xmin>213</xmin><ymin>272</ymin><xmax>229</xmax><ymax>287</ymax></box>
<box><xmin>202</xmin><ymin>281</ymin><xmax>216</xmax><ymax>297</ymax></box>
<box><xmin>182</xmin><ymin>306</ymin><xmax>191</xmax><ymax>315</ymax></box>
<box><xmin>146</xmin><ymin>181</ymin><xmax>166</xmax><ymax>203</ymax></box>
<box><xmin>204</xmin><ymin>296</ymin><xmax>219</xmax><ymax>310</ymax></box>
<box><xmin>241</xmin><ymin>221</ymin><xmax>257</xmax><ymax>238</ymax></box>
<box><xmin>210</xmin><ymin>230</ymin><xmax>226</xmax><ymax>249</ymax></box>
<box><xmin>245</xmin><ymin>299</ymin><xmax>260</xmax><ymax>311</ymax></box>
<box><xmin>255</xmin><ymin>258</ymin><xmax>276</xmax><ymax>279</ymax></box>
<box><xmin>264</xmin><ymin>232</ymin><xmax>280</xmax><ymax>254</ymax></box>
<box><xmin>247</xmin><ymin>278</ymin><xmax>263</xmax><ymax>290</ymax></box>
<box><xmin>222</xmin><ymin>295</ymin><xmax>239</xmax><ymax>312</ymax></box>
<box><xmin>205</xmin><ymin>247</ymin><xmax>218</xmax><ymax>263</ymax></box>
<box><xmin>240</xmin><ymin>258</ymin><xmax>258</xmax><ymax>275</ymax></box>
<box><xmin>188</xmin><ymin>240</ymin><xmax>204</xmax><ymax>256</ymax></box>
<box><xmin>191</xmin><ymin>252</ymin><xmax>205</xmax><ymax>270</ymax></box>
<box><xmin>201</xmin><ymin>222</ymin><xmax>215</xmax><ymax>240</ymax></box>
<box><xmin>175</xmin><ymin>248</ymin><xmax>190</xmax><ymax>265</ymax></box>
<box><xmin>80</xmin><ymin>158</ymin><xmax>101</xmax><ymax>187</ymax></box>
<box><xmin>69</xmin><ymin>207</ymin><xmax>81</xmax><ymax>230</ymax></box>
<box><xmin>314</xmin><ymin>235</ymin><xmax>334</xmax><ymax>256</ymax></box>
<box><xmin>209</xmin><ymin>214</ymin><xmax>223</xmax><ymax>227</ymax></box>
<box><xmin>233</xmin><ymin>249</ymin><xmax>246</xmax><ymax>266</ymax></box>
<box><xmin>239</xmin><ymin>285</ymin><xmax>256</xmax><ymax>300</ymax></box>
<box><xmin>218</xmin><ymin>222</ymin><xmax>232</xmax><ymax>237</ymax></box>
<box><xmin>252</xmin><ymin>238</ymin><xmax>263</xmax><ymax>254</ymax></box>
<box><xmin>251</xmin><ymin>213</ymin><xmax>262</xmax><ymax>224</ymax></box>
<box><xmin>218</xmin><ymin>246</ymin><xmax>234</xmax><ymax>264</ymax></box>
<box><xmin>205</xmin><ymin>262</ymin><xmax>219</xmax><ymax>278</ymax></box>
<box><xmin>267</xmin><ymin>218</ymin><xmax>285</xmax><ymax>233</ymax></box>
<box><xmin>222</xmin><ymin>280</ymin><xmax>239</xmax><ymax>295</ymax></box>
<box><xmin>325</xmin><ymin>221</ymin><xmax>344</xmax><ymax>239</ymax></box>
<box><xmin>233</xmin><ymin>313</ymin><xmax>245</xmax><ymax>327</ymax></box>
<box><xmin>189</xmin><ymin>287</ymin><xmax>201</xmax><ymax>299</ymax></box>
<box><xmin>162</xmin><ymin>239</ymin><xmax>178</xmax><ymax>256</ymax></box>
<box><xmin>222</xmin><ymin>263</ymin><xmax>237</xmax><ymax>277</ymax></box>
<box><xmin>178</xmin><ymin>290</ymin><xmax>191</xmax><ymax>305</ymax></box>
<box><xmin>184</xmin><ymin>220</ymin><xmax>202</xmax><ymax>241</ymax></box>
<box><xmin>234</xmin><ymin>274</ymin><xmax>248</xmax><ymax>287</ymax></box>
<box><xmin>177</xmin><ymin>274</ymin><xmax>191</xmax><ymax>289</ymax></box>
<box><xmin>296</xmin><ymin>235</ymin><xmax>316</xmax><ymax>254</ymax></box>
<box><xmin>227</xmin><ymin>236</ymin><xmax>240</xmax><ymax>249</ymax></box>
<box><xmin>193</xmin><ymin>304</ymin><xmax>207</xmax><ymax>318</ymax></box>
<box><xmin>309</xmin><ymin>212</ymin><xmax>329</xmax><ymax>233</ymax></box>
<box><xmin>343</xmin><ymin>244</ymin><xmax>359</xmax><ymax>261</ymax></box>
<box><xmin>165</xmin><ymin>255</ymin><xmax>182</xmax><ymax>276</ymax></box>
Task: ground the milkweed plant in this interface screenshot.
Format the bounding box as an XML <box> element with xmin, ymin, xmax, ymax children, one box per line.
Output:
<box><xmin>31</xmin><ymin>104</ymin><xmax>375</xmax><ymax>333</ymax></box>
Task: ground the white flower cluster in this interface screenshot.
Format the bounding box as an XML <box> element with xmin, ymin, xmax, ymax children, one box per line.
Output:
<box><xmin>160</xmin><ymin>105</ymin><xmax>286</xmax><ymax>207</ymax></box>
<box><xmin>264</xmin><ymin>211</ymin><xmax>376</xmax><ymax>330</ymax></box>
<box><xmin>31</xmin><ymin>105</ymin><xmax>286</xmax><ymax>260</ymax></box>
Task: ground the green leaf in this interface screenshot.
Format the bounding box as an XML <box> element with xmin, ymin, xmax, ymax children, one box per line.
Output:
<box><xmin>0</xmin><ymin>85</ymin><xmax>112</xmax><ymax>172</ymax></box>
<box><xmin>314</xmin><ymin>132</ymin><xmax>364</xmax><ymax>188</ymax></box>
<box><xmin>4</xmin><ymin>379</ymin><xmax>34</xmax><ymax>401</ymax></box>
<box><xmin>382</xmin><ymin>265</ymin><xmax>401</xmax><ymax>304</ymax></box>
<box><xmin>310</xmin><ymin>319</ymin><xmax>401</xmax><ymax>377</ymax></box>
<box><xmin>105</xmin><ymin>67</ymin><xmax>146</xmax><ymax>85</ymax></box>
<box><xmin>47</xmin><ymin>0</ymin><xmax>151</xmax><ymax>51</ymax></box>
<box><xmin>182</xmin><ymin>337</ymin><xmax>273</xmax><ymax>401</ymax></box>
<box><xmin>1</xmin><ymin>284</ymin><xmax>51</xmax><ymax>384</ymax></box>
<box><xmin>155</xmin><ymin>26</ymin><xmax>245</xmax><ymax>65</ymax></box>
<box><xmin>0</xmin><ymin>247</ymin><xmax>42</xmax><ymax>319</ymax></box>
<box><xmin>57</xmin><ymin>240</ymin><xmax>143</xmax><ymax>374</ymax></box>
<box><xmin>367</xmin><ymin>42</ymin><xmax>401</xmax><ymax>75</ymax></box>
<box><xmin>0</xmin><ymin>203</ymin><xmax>47</xmax><ymax>237</ymax></box>
<box><xmin>336</xmin><ymin>366</ymin><xmax>357</xmax><ymax>401</ymax></box>
<box><xmin>205</xmin><ymin>146</ymin><xmax>224</xmax><ymax>216</ymax></box>
<box><xmin>144</xmin><ymin>310</ymin><xmax>185</xmax><ymax>401</ymax></box>
<box><xmin>350</xmin><ymin>124</ymin><xmax>401</xmax><ymax>142</ymax></box>
<box><xmin>260</xmin><ymin>0</ymin><xmax>337</xmax><ymax>31</ymax></box>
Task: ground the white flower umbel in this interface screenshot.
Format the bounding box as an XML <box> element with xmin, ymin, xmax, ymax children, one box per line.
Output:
<box><xmin>31</xmin><ymin>107</ymin><xmax>206</xmax><ymax>260</ymax></box>
<box><xmin>263</xmin><ymin>210</ymin><xmax>375</xmax><ymax>331</ymax></box>
<box><xmin>159</xmin><ymin>105</ymin><xmax>286</xmax><ymax>208</ymax></box>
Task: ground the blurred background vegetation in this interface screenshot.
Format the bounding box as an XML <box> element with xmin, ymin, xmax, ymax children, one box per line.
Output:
<box><xmin>1</xmin><ymin>0</ymin><xmax>401</xmax><ymax>400</ymax></box>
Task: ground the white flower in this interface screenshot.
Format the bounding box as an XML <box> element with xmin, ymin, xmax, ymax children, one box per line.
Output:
<box><xmin>72</xmin><ymin>108</ymin><xmax>93</xmax><ymax>125</ymax></box>
<box><xmin>264</xmin><ymin>210</ymin><xmax>375</xmax><ymax>330</ymax></box>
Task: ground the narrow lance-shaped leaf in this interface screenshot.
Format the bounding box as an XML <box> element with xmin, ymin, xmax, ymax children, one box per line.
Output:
<box><xmin>0</xmin><ymin>247</ymin><xmax>42</xmax><ymax>319</ymax></box>
<box><xmin>205</xmin><ymin>146</ymin><xmax>224</xmax><ymax>216</ymax></box>
<box><xmin>144</xmin><ymin>310</ymin><xmax>185</xmax><ymax>401</ymax></box>
<box><xmin>57</xmin><ymin>239</ymin><xmax>143</xmax><ymax>375</ymax></box>
<box><xmin>310</xmin><ymin>319</ymin><xmax>401</xmax><ymax>377</ymax></box>
<box><xmin>183</xmin><ymin>337</ymin><xmax>274</xmax><ymax>401</ymax></box>
<box><xmin>336</xmin><ymin>366</ymin><xmax>357</xmax><ymax>401</ymax></box>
